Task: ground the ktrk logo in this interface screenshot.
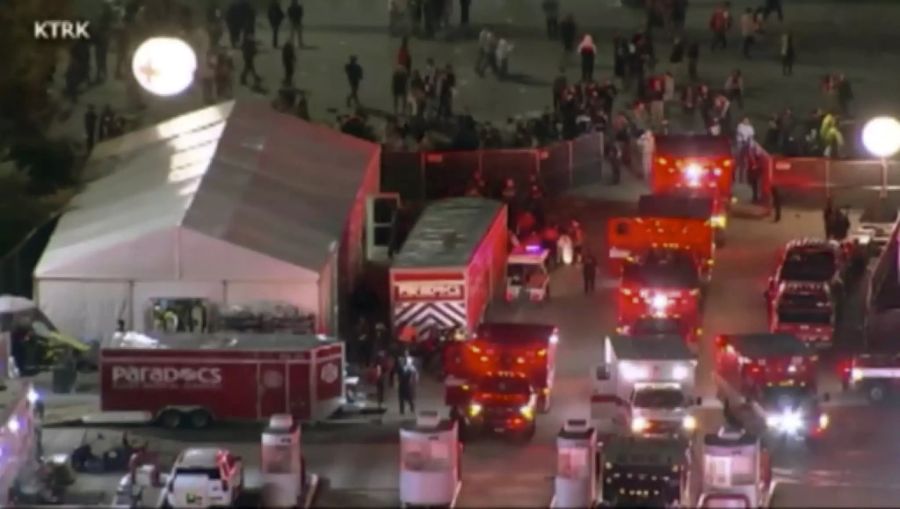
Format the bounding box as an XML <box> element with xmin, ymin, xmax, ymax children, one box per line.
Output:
<box><xmin>33</xmin><ymin>20</ymin><xmax>91</xmax><ymax>40</ymax></box>
<box><xmin>112</xmin><ymin>366</ymin><xmax>223</xmax><ymax>387</ymax></box>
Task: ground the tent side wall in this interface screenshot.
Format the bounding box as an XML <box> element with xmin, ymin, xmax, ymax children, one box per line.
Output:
<box><xmin>338</xmin><ymin>149</ymin><xmax>382</xmax><ymax>331</ymax></box>
<box><xmin>35</xmin><ymin>279</ymin><xmax>132</xmax><ymax>343</ymax></box>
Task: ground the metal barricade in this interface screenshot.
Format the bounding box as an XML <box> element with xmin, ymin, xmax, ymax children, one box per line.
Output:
<box><xmin>481</xmin><ymin>149</ymin><xmax>539</xmax><ymax>192</ymax></box>
<box><xmin>769</xmin><ymin>156</ymin><xmax>900</xmax><ymax>208</ymax></box>
<box><xmin>424</xmin><ymin>151</ymin><xmax>480</xmax><ymax>200</ymax></box>
<box><xmin>381</xmin><ymin>151</ymin><xmax>425</xmax><ymax>201</ymax></box>
<box><xmin>539</xmin><ymin>142</ymin><xmax>572</xmax><ymax>195</ymax></box>
<box><xmin>378</xmin><ymin>133</ymin><xmax>606</xmax><ymax>202</ymax></box>
<box><xmin>570</xmin><ymin>133</ymin><xmax>604</xmax><ymax>187</ymax></box>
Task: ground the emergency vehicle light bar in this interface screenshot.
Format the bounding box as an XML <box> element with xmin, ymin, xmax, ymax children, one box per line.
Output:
<box><xmin>851</xmin><ymin>367</ymin><xmax>900</xmax><ymax>381</ymax></box>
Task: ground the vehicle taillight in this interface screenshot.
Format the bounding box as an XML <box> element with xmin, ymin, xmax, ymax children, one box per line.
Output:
<box><xmin>657</xmin><ymin>157</ymin><xmax>669</xmax><ymax>166</ymax></box>
<box><xmin>480</xmin><ymin>356</ymin><xmax>489</xmax><ymax>362</ymax></box>
<box><xmin>537</xmin><ymin>349</ymin><xmax>547</xmax><ymax>357</ymax></box>
<box><xmin>722</xmin><ymin>159</ymin><xmax>732</xmax><ymax>168</ymax></box>
<box><xmin>470</xmin><ymin>345</ymin><xmax>481</xmax><ymax>353</ymax></box>
<box><xmin>516</xmin><ymin>356</ymin><xmax>525</xmax><ymax>364</ymax></box>
<box><xmin>621</xmin><ymin>288</ymin><xmax>633</xmax><ymax>296</ymax></box>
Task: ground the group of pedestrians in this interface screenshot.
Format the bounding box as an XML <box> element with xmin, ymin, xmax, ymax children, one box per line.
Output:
<box><xmin>354</xmin><ymin>318</ymin><xmax>421</xmax><ymax>415</ymax></box>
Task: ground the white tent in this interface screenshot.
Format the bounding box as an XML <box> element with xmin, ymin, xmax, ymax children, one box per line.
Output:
<box><xmin>34</xmin><ymin>101</ymin><xmax>380</xmax><ymax>342</ymax></box>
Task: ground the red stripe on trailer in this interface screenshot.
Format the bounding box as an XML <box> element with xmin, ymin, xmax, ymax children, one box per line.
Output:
<box><xmin>391</xmin><ymin>272</ymin><xmax>466</xmax><ymax>282</ymax></box>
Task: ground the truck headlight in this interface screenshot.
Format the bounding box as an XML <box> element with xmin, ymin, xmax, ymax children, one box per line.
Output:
<box><xmin>682</xmin><ymin>415</ymin><xmax>697</xmax><ymax>431</ymax></box>
<box><xmin>767</xmin><ymin>410</ymin><xmax>803</xmax><ymax>433</ymax></box>
<box><xmin>851</xmin><ymin>368</ymin><xmax>863</xmax><ymax>382</ymax></box>
<box><xmin>857</xmin><ymin>235</ymin><xmax>871</xmax><ymax>246</ymax></box>
<box><xmin>711</xmin><ymin>214</ymin><xmax>727</xmax><ymax>228</ymax></box>
<box><xmin>818</xmin><ymin>413</ymin><xmax>830</xmax><ymax>430</ymax></box>
<box><xmin>520</xmin><ymin>405</ymin><xmax>534</xmax><ymax>420</ymax></box>
<box><xmin>631</xmin><ymin>417</ymin><xmax>650</xmax><ymax>433</ymax></box>
<box><xmin>468</xmin><ymin>403</ymin><xmax>482</xmax><ymax>417</ymax></box>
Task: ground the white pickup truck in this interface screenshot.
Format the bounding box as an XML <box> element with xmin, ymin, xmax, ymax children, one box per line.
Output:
<box><xmin>163</xmin><ymin>448</ymin><xmax>243</xmax><ymax>508</ymax></box>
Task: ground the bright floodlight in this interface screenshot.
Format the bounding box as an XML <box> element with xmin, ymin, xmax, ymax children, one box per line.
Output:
<box><xmin>132</xmin><ymin>37</ymin><xmax>197</xmax><ymax>96</ymax></box>
<box><xmin>862</xmin><ymin>116</ymin><xmax>900</xmax><ymax>158</ymax></box>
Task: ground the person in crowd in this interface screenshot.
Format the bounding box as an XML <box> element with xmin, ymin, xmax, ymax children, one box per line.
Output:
<box><xmin>287</xmin><ymin>0</ymin><xmax>304</xmax><ymax>46</ymax></box>
<box><xmin>460</xmin><ymin>0</ymin><xmax>472</xmax><ymax>26</ymax></box>
<box><xmin>392</xmin><ymin>65</ymin><xmax>409</xmax><ymax>114</ymax></box>
<box><xmin>542</xmin><ymin>0</ymin><xmax>559</xmax><ymax>39</ymax></box>
<box><xmin>709</xmin><ymin>2</ymin><xmax>732</xmax><ymax>51</ymax></box>
<box><xmin>267</xmin><ymin>0</ymin><xmax>285</xmax><ymax>48</ymax></box>
<box><xmin>396</xmin><ymin>354</ymin><xmax>418</xmax><ymax>415</ymax></box>
<box><xmin>577</xmin><ymin>34</ymin><xmax>597</xmax><ymax>82</ymax></box>
<box><xmin>687</xmin><ymin>41</ymin><xmax>700</xmax><ymax>81</ymax></box>
<box><xmin>495</xmin><ymin>37</ymin><xmax>514</xmax><ymax>79</ymax></box>
<box><xmin>781</xmin><ymin>31</ymin><xmax>795</xmax><ymax>76</ymax></box>
<box><xmin>552</xmin><ymin>67</ymin><xmax>567</xmax><ymax>113</ymax></box>
<box><xmin>475</xmin><ymin>28</ymin><xmax>493</xmax><ymax>76</ymax></box>
<box><xmin>582</xmin><ymin>254</ymin><xmax>598</xmax><ymax>294</ymax></box>
<box><xmin>240</xmin><ymin>32</ymin><xmax>262</xmax><ymax>88</ymax></box>
<box><xmin>397</xmin><ymin>36</ymin><xmax>412</xmax><ymax>73</ymax></box>
<box><xmin>765</xmin><ymin>0</ymin><xmax>784</xmax><ymax>22</ymax></box>
<box><xmin>281</xmin><ymin>41</ymin><xmax>296</xmax><ymax>85</ymax></box>
<box><xmin>559</xmin><ymin>14</ymin><xmax>577</xmax><ymax>62</ymax></box>
<box><xmin>345</xmin><ymin>55</ymin><xmax>364</xmax><ymax>107</ymax></box>
<box><xmin>725</xmin><ymin>69</ymin><xmax>744</xmax><ymax>109</ymax></box>
<box><xmin>836</xmin><ymin>73</ymin><xmax>853</xmax><ymax>116</ymax></box>
<box><xmin>740</xmin><ymin>8</ymin><xmax>755</xmax><ymax>58</ymax></box>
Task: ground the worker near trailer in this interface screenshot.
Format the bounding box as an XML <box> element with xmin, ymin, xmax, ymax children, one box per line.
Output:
<box><xmin>397</xmin><ymin>354</ymin><xmax>419</xmax><ymax>415</ymax></box>
<box><xmin>583</xmin><ymin>254</ymin><xmax>598</xmax><ymax>294</ymax></box>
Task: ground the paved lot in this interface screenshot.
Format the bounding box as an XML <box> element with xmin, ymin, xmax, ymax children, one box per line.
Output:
<box><xmin>54</xmin><ymin>0</ymin><xmax>900</xmax><ymax>146</ymax></box>
<box><xmin>41</xmin><ymin>170</ymin><xmax>900</xmax><ymax>508</ymax></box>
<box><xmin>34</xmin><ymin>1</ymin><xmax>900</xmax><ymax>507</ymax></box>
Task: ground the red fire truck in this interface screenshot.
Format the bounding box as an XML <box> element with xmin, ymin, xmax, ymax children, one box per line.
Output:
<box><xmin>390</xmin><ymin>198</ymin><xmax>508</xmax><ymax>337</ymax></box>
<box><xmin>714</xmin><ymin>333</ymin><xmax>818</xmax><ymax>408</ymax></box>
<box><xmin>651</xmin><ymin>135</ymin><xmax>734</xmax><ymax>235</ymax></box>
<box><xmin>100</xmin><ymin>332</ymin><xmax>344</xmax><ymax>429</ymax></box>
<box><xmin>767</xmin><ymin>281</ymin><xmax>835</xmax><ymax>348</ymax></box>
<box><xmin>637</xmin><ymin>191</ymin><xmax>724</xmax><ymax>245</ymax></box>
<box><xmin>444</xmin><ymin>323</ymin><xmax>558</xmax><ymax>418</ymax></box>
<box><xmin>607</xmin><ymin>214</ymin><xmax>714</xmax><ymax>280</ymax></box>
<box><xmin>617</xmin><ymin>249</ymin><xmax>703</xmax><ymax>344</ymax></box>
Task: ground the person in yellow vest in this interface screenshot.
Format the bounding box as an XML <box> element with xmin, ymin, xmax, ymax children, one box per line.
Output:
<box><xmin>163</xmin><ymin>308</ymin><xmax>179</xmax><ymax>333</ymax></box>
<box><xmin>820</xmin><ymin>114</ymin><xmax>844</xmax><ymax>159</ymax></box>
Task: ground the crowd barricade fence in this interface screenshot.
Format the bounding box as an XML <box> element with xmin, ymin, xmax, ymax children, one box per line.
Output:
<box><xmin>379</xmin><ymin>133</ymin><xmax>605</xmax><ymax>202</ymax></box>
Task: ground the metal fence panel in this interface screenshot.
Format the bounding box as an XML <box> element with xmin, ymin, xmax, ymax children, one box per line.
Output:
<box><xmin>538</xmin><ymin>142</ymin><xmax>571</xmax><ymax>195</ymax></box>
<box><xmin>481</xmin><ymin>150</ymin><xmax>538</xmax><ymax>191</ymax></box>
<box><xmin>381</xmin><ymin>152</ymin><xmax>424</xmax><ymax>201</ymax></box>
<box><xmin>571</xmin><ymin>133</ymin><xmax>604</xmax><ymax>186</ymax></box>
<box><xmin>424</xmin><ymin>151</ymin><xmax>480</xmax><ymax>200</ymax></box>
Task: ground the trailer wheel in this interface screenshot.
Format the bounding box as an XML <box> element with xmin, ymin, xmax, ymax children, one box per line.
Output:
<box><xmin>867</xmin><ymin>382</ymin><xmax>889</xmax><ymax>403</ymax></box>
<box><xmin>158</xmin><ymin>409</ymin><xmax>184</xmax><ymax>429</ymax></box>
<box><xmin>188</xmin><ymin>409</ymin><xmax>213</xmax><ymax>429</ymax></box>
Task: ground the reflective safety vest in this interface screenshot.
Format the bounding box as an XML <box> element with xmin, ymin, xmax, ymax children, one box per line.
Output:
<box><xmin>163</xmin><ymin>310</ymin><xmax>179</xmax><ymax>332</ymax></box>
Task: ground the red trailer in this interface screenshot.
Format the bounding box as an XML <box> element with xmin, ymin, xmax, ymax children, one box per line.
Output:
<box><xmin>390</xmin><ymin>198</ymin><xmax>508</xmax><ymax>336</ymax></box>
<box><xmin>100</xmin><ymin>332</ymin><xmax>344</xmax><ymax>429</ymax></box>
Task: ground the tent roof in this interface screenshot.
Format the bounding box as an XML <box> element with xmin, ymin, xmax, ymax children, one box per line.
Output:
<box><xmin>35</xmin><ymin>101</ymin><xmax>379</xmax><ymax>279</ymax></box>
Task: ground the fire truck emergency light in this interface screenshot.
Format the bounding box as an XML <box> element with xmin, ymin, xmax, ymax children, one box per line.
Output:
<box><xmin>525</xmin><ymin>244</ymin><xmax>542</xmax><ymax>253</ymax></box>
<box><xmin>549</xmin><ymin>333</ymin><xmax>559</xmax><ymax>344</ymax></box>
<box><xmin>6</xmin><ymin>417</ymin><xmax>20</xmax><ymax>434</ymax></box>
<box><xmin>651</xmin><ymin>294</ymin><xmax>670</xmax><ymax>313</ymax></box>
<box><xmin>684</xmin><ymin>164</ymin><xmax>704</xmax><ymax>187</ymax></box>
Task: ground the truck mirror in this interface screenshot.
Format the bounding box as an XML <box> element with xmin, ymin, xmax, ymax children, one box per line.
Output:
<box><xmin>615</xmin><ymin>222</ymin><xmax>629</xmax><ymax>236</ymax></box>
